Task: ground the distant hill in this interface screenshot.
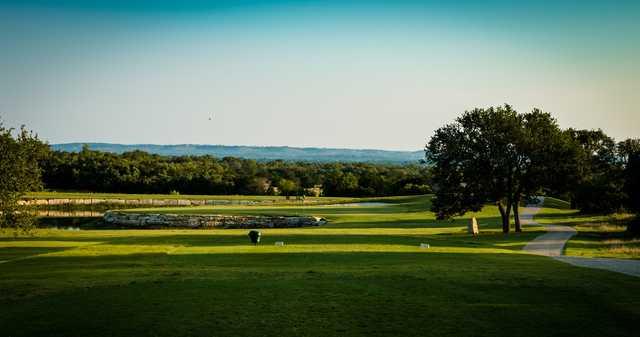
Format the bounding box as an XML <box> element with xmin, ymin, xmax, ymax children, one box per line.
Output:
<box><xmin>51</xmin><ymin>143</ymin><xmax>425</xmax><ymax>164</ymax></box>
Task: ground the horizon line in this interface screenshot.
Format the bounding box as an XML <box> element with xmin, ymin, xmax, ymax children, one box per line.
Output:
<box><xmin>51</xmin><ymin>142</ymin><xmax>425</xmax><ymax>153</ymax></box>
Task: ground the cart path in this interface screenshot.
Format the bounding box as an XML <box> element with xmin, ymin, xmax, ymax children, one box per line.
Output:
<box><xmin>554</xmin><ymin>256</ymin><xmax>640</xmax><ymax>278</ymax></box>
<box><xmin>522</xmin><ymin>197</ymin><xmax>640</xmax><ymax>278</ymax></box>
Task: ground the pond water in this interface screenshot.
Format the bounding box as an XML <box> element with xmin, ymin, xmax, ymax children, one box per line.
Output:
<box><xmin>36</xmin><ymin>216</ymin><xmax>101</xmax><ymax>229</ymax></box>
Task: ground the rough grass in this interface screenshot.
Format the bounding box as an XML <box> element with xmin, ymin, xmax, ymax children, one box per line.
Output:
<box><xmin>1</xmin><ymin>196</ymin><xmax>639</xmax><ymax>337</ymax></box>
<box><xmin>533</xmin><ymin>207</ymin><xmax>638</xmax><ymax>259</ymax></box>
<box><xmin>564</xmin><ymin>222</ymin><xmax>640</xmax><ymax>259</ymax></box>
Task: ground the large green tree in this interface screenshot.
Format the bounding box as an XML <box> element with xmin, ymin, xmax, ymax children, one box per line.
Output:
<box><xmin>0</xmin><ymin>122</ymin><xmax>49</xmax><ymax>232</ymax></box>
<box><xmin>619</xmin><ymin>138</ymin><xmax>640</xmax><ymax>235</ymax></box>
<box><xmin>426</xmin><ymin>105</ymin><xmax>575</xmax><ymax>233</ymax></box>
<box><xmin>564</xmin><ymin>129</ymin><xmax>626</xmax><ymax>213</ymax></box>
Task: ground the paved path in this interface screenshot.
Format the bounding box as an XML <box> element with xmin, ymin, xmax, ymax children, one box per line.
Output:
<box><xmin>522</xmin><ymin>197</ymin><xmax>640</xmax><ymax>278</ymax></box>
<box><xmin>555</xmin><ymin>256</ymin><xmax>640</xmax><ymax>278</ymax></box>
<box><xmin>521</xmin><ymin>198</ymin><xmax>577</xmax><ymax>256</ymax></box>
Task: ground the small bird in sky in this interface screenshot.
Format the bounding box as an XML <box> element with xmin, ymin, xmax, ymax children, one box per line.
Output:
<box><xmin>208</xmin><ymin>115</ymin><xmax>213</xmax><ymax>121</ymax></box>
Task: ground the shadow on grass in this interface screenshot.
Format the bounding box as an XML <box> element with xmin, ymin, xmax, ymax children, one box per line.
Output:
<box><xmin>2</xmin><ymin>250</ymin><xmax>559</xmax><ymax>275</ymax></box>
<box><xmin>328</xmin><ymin>216</ymin><xmax>504</xmax><ymax>229</ymax></box>
<box><xmin>568</xmin><ymin>231</ymin><xmax>640</xmax><ymax>246</ymax></box>
<box><xmin>36</xmin><ymin>216</ymin><xmax>102</xmax><ymax>228</ymax></box>
<box><xmin>2</xmin><ymin>249</ymin><xmax>639</xmax><ymax>337</ymax></box>
<box><xmin>0</xmin><ymin>247</ymin><xmax>71</xmax><ymax>262</ymax></box>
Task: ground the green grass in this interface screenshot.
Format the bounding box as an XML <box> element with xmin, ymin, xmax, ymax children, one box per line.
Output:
<box><xmin>563</xmin><ymin>218</ymin><xmax>639</xmax><ymax>260</ymax></box>
<box><xmin>542</xmin><ymin>197</ymin><xmax>571</xmax><ymax>209</ymax></box>
<box><xmin>1</xmin><ymin>195</ymin><xmax>639</xmax><ymax>337</ymax></box>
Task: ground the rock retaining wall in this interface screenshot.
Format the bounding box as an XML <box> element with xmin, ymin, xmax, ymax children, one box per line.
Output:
<box><xmin>103</xmin><ymin>212</ymin><xmax>326</xmax><ymax>229</ymax></box>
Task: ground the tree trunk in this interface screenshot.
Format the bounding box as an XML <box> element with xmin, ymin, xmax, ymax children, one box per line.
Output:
<box><xmin>497</xmin><ymin>201</ymin><xmax>510</xmax><ymax>234</ymax></box>
<box><xmin>503</xmin><ymin>168</ymin><xmax>514</xmax><ymax>234</ymax></box>
<box><xmin>505</xmin><ymin>198</ymin><xmax>512</xmax><ymax>229</ymax></box>
<box><xmin>514</xmin><ymin>194</ymin><xmax>522</xmax><ymax>232</ymax></box>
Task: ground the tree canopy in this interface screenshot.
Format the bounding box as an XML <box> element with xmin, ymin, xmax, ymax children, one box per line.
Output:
<box><xmin>426</xmin><ymin>105</ymin><xmax>577</xmax><ymax>233</ymax></box>
<box><xmin>0</xmin><ymin>122</ymin><xmax>49</xmax><ymax>232</ymax></box>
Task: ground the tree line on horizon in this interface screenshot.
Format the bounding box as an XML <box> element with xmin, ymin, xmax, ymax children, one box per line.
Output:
<box><xmin>40</xmin><ymin>146</ymin><xmax>432</xmax><ymax>198</ymax></box>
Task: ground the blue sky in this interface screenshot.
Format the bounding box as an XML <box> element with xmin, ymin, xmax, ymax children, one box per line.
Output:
<box><xmin>1</xmin><ymin>0</ymin><xmax>638</xmax><ymax>150</ymax></box>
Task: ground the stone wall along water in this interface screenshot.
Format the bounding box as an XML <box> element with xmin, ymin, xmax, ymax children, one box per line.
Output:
<box><xmin>103</xmin><ymin>212</ymin><xmax>326</xmax><ymax>229</ymax></box>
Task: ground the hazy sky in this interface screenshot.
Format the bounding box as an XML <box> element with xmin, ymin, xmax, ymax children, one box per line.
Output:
<box><xmin>1</xmin><ymin>0</ymin><xmax>639</xmax><ymax>150</ymax></box>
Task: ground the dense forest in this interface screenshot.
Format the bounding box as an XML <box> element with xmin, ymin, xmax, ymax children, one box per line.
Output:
<box><xmin>40</xmin><ymin>146</ymin><xmax>432</xmax><ymax>197</ymax></box>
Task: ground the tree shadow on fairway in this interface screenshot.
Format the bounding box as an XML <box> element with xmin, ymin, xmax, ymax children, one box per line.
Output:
<box><xmin>0</xmin><ymin>246</ymin><xmax>71</xmax><ymax>263</ymax></box>
<box><xmin>3</xmin><ymin>246</ymin><xmax>640</xmax><ymax>337</ymax></box>
<box><xmin>329</xmin><ymin>216</ymin><xmax>504</xmax><ymax>229</ymax></box>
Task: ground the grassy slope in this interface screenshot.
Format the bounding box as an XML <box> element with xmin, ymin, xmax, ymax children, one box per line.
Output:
<box><xmin>542</xmin><ymin>197</ymin><xmax>571</xmax><ymax>209</ymax></box>
<box><xmin>1</xmin><ymin>196</ymin><xmax>639</xmax><ymax>337</ymax></box>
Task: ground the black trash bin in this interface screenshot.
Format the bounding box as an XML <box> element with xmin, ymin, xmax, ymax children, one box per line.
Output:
<box><xmin>248</xmin><ymin>230</ymin><xmax>261</xmax><ymax>245</ymax></box>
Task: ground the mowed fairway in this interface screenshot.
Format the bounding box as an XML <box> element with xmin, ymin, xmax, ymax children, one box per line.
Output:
<box><xmin>1</xmin><ymin>196</ymin><xmax>639</xmax><ymax>337</ymax></box>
